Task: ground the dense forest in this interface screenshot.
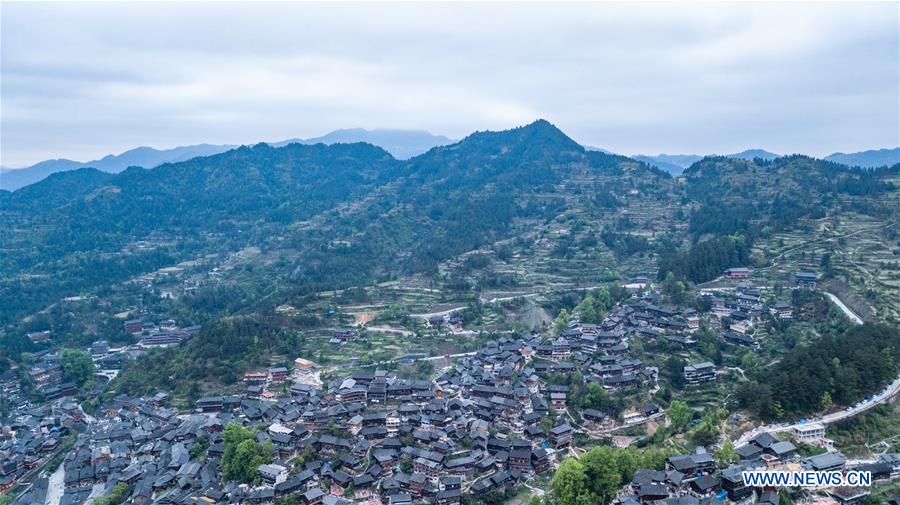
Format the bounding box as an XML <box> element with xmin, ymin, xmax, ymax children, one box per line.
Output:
<box><xmin>736</xmin><ymin>323</ymin><xmax>900</xmax><ymax>420</ymax></box>
<box><xmin>106</xmin><ymin>316</ymin><xmax>303</xmax><ymax>405</ymax></box>
<box><xmin>657</xmin><ymin>234</ymin><xmax>751</xmax><ymax>283</ymax></box>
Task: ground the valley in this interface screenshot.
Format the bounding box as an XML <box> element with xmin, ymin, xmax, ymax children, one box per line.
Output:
<box><xmin>1</xmin><ymin>121</ymin><xmax>899</xmax><ymax>505</ymax></box>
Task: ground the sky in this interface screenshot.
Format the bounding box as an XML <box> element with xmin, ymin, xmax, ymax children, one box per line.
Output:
<box><xmin>2</xmin><ymin>1</ymin><xmax>898</xmax><ymax>167</ymax></box>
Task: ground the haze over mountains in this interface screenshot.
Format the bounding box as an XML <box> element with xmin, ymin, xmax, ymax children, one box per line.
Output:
<box><xmin>2</xmin><ymin>125</ymin><xmax>897</xmax><ymax>190</ymax></box>
<box><xmin>271</xmin><ymin>128</ymin><xmax>455</xmax><ymax>159</ymax></box>
<box><xmin>635</xmin><ymin>148</ymin><xmax>899</xmax><ymax>175</ymax></box>
<box><xmin>0</xmin><ymin>129</ymin><xmax>455</xmax><ymax>191</ymax></box>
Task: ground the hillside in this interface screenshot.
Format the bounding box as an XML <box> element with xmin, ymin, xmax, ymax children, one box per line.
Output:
<box><xmin>1</xmin><ymin>120</ymin><xmax>897</xmax><ymax>355</ymax></box>
<box><xmin>0</xmin><ymin>144</ymin><xmax>237</xmax><ymax>191</ymax></box>
<box><xmin>0</xmin><ymin>129</ymin><xmax>453</xmax><ymax>191</ymax></box>
<box><xmin>825</xmin><ymin>147</ymin><xmax>900</xmax><ymax>168</ymax></box>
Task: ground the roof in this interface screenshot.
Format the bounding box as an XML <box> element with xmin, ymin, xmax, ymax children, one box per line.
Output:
<box><xmin>768</xmin><ymin>441</ymin><xmax>796</xmax><ymax>455</ymax></box>
<box><xmin>691</xmin><ymin>474</ymin><xmax>719</xmax><ymax>491</ymax></box>
<box><xmin>549</xmin><ymin>423</ymin><xmax>572</xmax><ymax>435</ymax></box>
<box><xmin>805</xmin><ymin>452</ymin><xmax>846</xmax><ymax>470</ymax></box>
<box><xmin>749</xmin><ymin>431</ymin><xmax>777</xmax><ymax>448</ymax></box>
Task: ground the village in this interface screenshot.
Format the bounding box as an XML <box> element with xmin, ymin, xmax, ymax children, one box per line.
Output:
<box><xmin>2</xmin><ymin>264</ymin><xmax>898</xmax><ymax>505</ymax></box>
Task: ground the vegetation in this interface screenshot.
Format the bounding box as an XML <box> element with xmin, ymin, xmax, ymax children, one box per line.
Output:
<box><xmin>92</xmin><ymin>483</ymin><xmax>129</xmax><ymax>505</ymax></box>
<box><xmin>60</xmin><ymin>348</ymin><xmax>94</xmax><ymax>386</ymax></box>
<box><xmin>222</xmin><ymin>422</ymin><xmax>273</xmax><ymax>484</ymax></box>
<box><xmin>549</xmin><ymin>445</ymin><xmax>672</xmax><ymax>505</ymax></box>
<box><xmin>658</xmin><ymin>234</ymin><xmax>751</xmax><ymax>284</ymax></box>
<box><xmin>827</xmin><ymin>404</ymin><xmax>900</xmax><ymax>455</ymax></box>
<box><xmin>736</xmin><ymin>323</ymin><xmax>899</xmax><ymax>420</ymax></box>
<box><xmin>107</xmin><ymin>317</ymin><xmax>302</xmax><ymax>405</ymax></box>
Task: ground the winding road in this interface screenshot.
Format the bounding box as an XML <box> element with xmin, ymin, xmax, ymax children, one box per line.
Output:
<box><xmin>735</xmin><ymin>374</ymin><xmax>900</xmax><ymax>447</ymax></box>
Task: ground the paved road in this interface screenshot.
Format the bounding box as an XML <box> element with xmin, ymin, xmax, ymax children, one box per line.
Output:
<box><xmin>364</xmin><ymin>326</ymin><xmax>415</xmax><ymax>336</ymax></box>
<box><xmin>410</xmin><ymin>306</ymin><xmax>468</xmax><ymax>319</ymax></box>
<box><xmin>322</xmin><ymin>350</ymin><xmax>478</xmax><ymax>374</ymax></box>
<box><xmin>735</xmin><ymin>374</ymin><xmax>900</xmax><ymax>447</ymax></box>
<box><xmin>44</xmin><ymin>464</ymin><xmax>64</xmax><ymax>505</ymax></box>
<box><xmin>824</xmin><ymin>292</ymin><xmax>864</xmax><ymax>325</ymax></box>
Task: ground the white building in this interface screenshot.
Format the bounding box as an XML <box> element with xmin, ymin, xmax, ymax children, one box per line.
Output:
<box><xmin>257</xmin><ymin>463</ymin><xmax>288</xmax><ymax>485</ymax></box>
<box><xmin>793</xmin><ymin>423</ymin><xmax>826</xmax><ymax>443</ymax></box>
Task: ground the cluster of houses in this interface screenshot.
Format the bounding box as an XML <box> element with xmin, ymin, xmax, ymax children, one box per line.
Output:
<box><xmin>0</xmin><ymin>397</ymin><xmax>87</xmax><ymax>494</ymax></box>
<box><xmin>242</xmin><ymin>367</ymin><xmax>291</xmax><ymax>399</ymax></box>
<box><xmin>1</xmin><ymin>275</ymin><xmax>881</xmax><ymax>505</ymax></box>
<box><xmin>24</xmin><ymin>352</ymin><xmax>79</xmax><ymax>402</ymax></box>
<box><xmin>710</xmin><ymin>267</ymin><xmax>827</xmax><ymax>339</ymax></box>
<box><xmin>427</xmin><ymin>316</ymin><xmax>464</xmax><ymax>333</ymax></box>
<box><xmin>616</xmin><ymin>428</ymin><xmax>900</xmax><ymax>505</ymax></box>
<box><xmin>330</xmin><ymin>328</ymin><xmax>361</xmax><ymax>347</ymax></box>
<box><xmin>1</xmin><ymin>310</ymin><xmax>663</xmax><ymax>505</ymax></box>
<box><xmin>4</xmin><ymin>341</ymin><xmax>577</xmax><ymax>505</ymax></box>
<box><xmin>124</xmin><ymin>319</ymin><xmax>201</xmax><ymax>348</ymax></box>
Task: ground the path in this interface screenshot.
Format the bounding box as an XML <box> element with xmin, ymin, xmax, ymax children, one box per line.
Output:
<box><xmin>410</xmin><ymin>306</ymin><xmax>467</xmax><ymax>319</ymax></box>
<box><xmin>44</xmin><ymin>464</ymin><xmax>64</xmax><ymax>505</ymax></box>
<box><xmin>824</xmin><ymin>292</ymin><xmax>864</xmax><ymax>325</ymax></box>
<box><xmin>365</xmin><ymin>326</ymin><xmax>415</xmax><ymax>336</ymax></box>
<box><xmin>735</xmin><ymin>374</ymin><xmax>900</xmax><ymax>447</ymax></box>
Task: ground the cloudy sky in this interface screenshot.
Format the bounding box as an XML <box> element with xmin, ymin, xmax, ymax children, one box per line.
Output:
<box><xmin>2</xmin><ymin>2</ymin><xmax>898</xmax><ymax>167</ymax></box>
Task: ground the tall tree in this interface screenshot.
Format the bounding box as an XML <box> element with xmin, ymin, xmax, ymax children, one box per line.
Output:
<box><xmin>60</xmin><ymin>349</ymin><xmax>93</xmax><ymax>386</ymax></box>
<box><xmin>551</xmin><ymin>458</ymin><xmax>589</xmax><ymax>505</ymax></box>
<box><xmin>667</xmin><ymin>400</ymin><xmax>692</xmax><ymax>432</ymax></box>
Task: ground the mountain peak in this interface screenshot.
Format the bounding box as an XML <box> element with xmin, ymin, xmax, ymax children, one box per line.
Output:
<box><xmin>462</xmin><ymin>119</ymin><xmax>582</xmax><ymax>152</ymax></box>
<box><xmin>727</xmin><ymin>149</ymin><xmax>779</xmax><ymax>161</ymax></box>
<box><xmin>522</xmin><ymin>118</ymin><xmax>565</xmax><ymax>136</ymax></box>
<box><xmin>825</xmin><ymin>147</ymin><xmax>899</xmax><ymax>168</ymax></box>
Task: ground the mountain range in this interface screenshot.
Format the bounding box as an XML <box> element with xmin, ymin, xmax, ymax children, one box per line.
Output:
<box><xmin>0</xmin><ymin>129</ymin><xmax>455</xmax><ymax>191</ymax></box>
<box><xmin>4</xmin><ymin>127</ymin><xmax>898</xmax><ymax>191</ymax></box>
<box><xmin>635</xmin><ymin>148</ymin><xmax>899</xmax><ymax>175</ymax></box>
<box><xmin>823</xmin><ymin>148</ymin><xmax>900</xmax><ymax>169</ymax></box>
<box><xmin>2</xmin><ymin>119</ymin><xmax>896</xmax><ymax>331</ymax></box>
<box><xmin>635</xmin><ymin>150</ymin><xmax>778</xmax><ymax>175</ymax></box>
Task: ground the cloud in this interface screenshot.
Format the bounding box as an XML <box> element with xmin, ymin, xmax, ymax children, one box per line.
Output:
<box><xmin>1</xmin><ymin>2</ymin><xmax>897</xmax><ymax>166</ymax></box>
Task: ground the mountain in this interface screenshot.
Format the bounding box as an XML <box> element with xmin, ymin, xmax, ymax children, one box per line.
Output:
<box><xmin>0</xmin><ymin>144</ymin><xmax>237</xmax><ymax>191</ymax></box>
<box><xmin>0</xmin><ymin>120</ymin><xmax>669</xmax><ymax>323</ymax></box>
<box><xmin>631</xmin><ymin>154</ymin><xmax>703</xmax><ymax>175</ymax></box>
<box><xmin>727</xmin><ymin>149</ymin><xmax>779</xmax><ymax>161</ymax></box>
<box><xmin>825</xmin><ymin>148</ymin><xmax>900</xmax><ymax>168</ymax></box>
<box><xmin>272</xmin><ymin>128</ymin><xmax>454</xmax><ymax>159</ymax></box>
<box><xmin>1</xmin><ymin>129</ymin><xmax>453</xmax><ymax>191</ymax></box>
<box><xmin>3</xmin><ymin>119</ymin><xmax>897</xmax><ymax>336</ymax></box>
<box><xmin>0</xmin><ymin>159</ymin><xmax>85</xmax><ymax>191</ymax></box>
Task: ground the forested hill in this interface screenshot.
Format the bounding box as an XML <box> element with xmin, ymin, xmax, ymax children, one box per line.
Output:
<box><xmin>682</xmin><ymin>155</ymin><xmax>897</xmax><ymax>239</ymax></box>
<box><xmin>1</xmin><ymin>119</ymin><xmax>897</xmax><ymax>332</ymax></box>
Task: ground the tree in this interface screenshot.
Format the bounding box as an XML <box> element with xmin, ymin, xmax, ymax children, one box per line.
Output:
<box><xmin>551</xmin><ymin>458</ymin><xmax>589</xmax><ymax>505</ymax></box>
<box><xmin>820</xmin><ymin>392</ymin><xmax>833</xmax><ymax>411</ymax></box>
<box><xmin>662</xmin><ymin>272</ymin><xmax>689</xmax><ymax>305</ymax></box>
<box><xmin>92</xmin><ymin>483</ymin><xmax>129</xmax><ymax>505</ymax></box>
<box><xmin>690</xmin><ymin>410</ymin><xmax>720</xmax><ymax>447</ymax></box>
<box><xmin>665</xmin><ymin>356</ymin><xmax>686</xmax><ymax>389</ymax></box>
<box><xmin>60</xmin><ymin>349</ymin><xmax>94</xmax><ymax>386</ymax></box>
<box><xmin>554</xmin><ymin>309</ymin><xmax>570</xmax><ymax>334</ymax></box>
<box><xmin>222</xmin><ymin>422</ymin><xmax>272</xmax><ymax>483</ymax></box>
<box><xmin>576</xmin><ymin>293</ymin><xmax>606</xmax><ymax>324</ymax></box>
<box><xmin>580</xmin><ymin>446</ymin><xmax>623</xmax><ymax>503</ymax></box>
<box><xmin>715</xmin><ymin>440</ymin><xmax>739</xmax><ymax>468</ymax></box>
<box><xmin>582</xmin><ymin>382</ymin><xmax>610</xmax><ymax>412</ymax></box>
<box><xmin>667</xmin><ymin>400</ymin><xmax>691</xmax><ymax>432</ymax></box>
